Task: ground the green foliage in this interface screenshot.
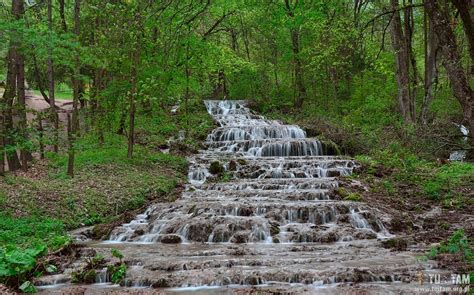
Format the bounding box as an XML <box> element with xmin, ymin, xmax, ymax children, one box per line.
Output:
<box><xmin>423</xmin><ymin>163</ymin><xmax>474</xmax><ymax>200</ymax></box>
<box><xmin>344</xmin><ymin>192</ymin><xmax>361</xmax><ymax>202</ymax></box>
<box><xmin>0</xmin><ymin>213</ymin><xmax>68</xmax><ymax>250</ymax></box>
<box><xmin>111</xmin><ymin>249</ymin><xmax>123</xmax><ymax>262</ymax></box>
<box><xmin>109</xmin><ymin>263</ymin><xmax>126</xmax><ymax>284</ymax></box>
<box><xmin>209</xmin><ymin>161</ymin><xmax>224</xmax><ymax>175</ymax></box>
<box><xmin>19</xmin><ymin>281</ymin><xmax>36</xmax><ymax>293</ymax></box>
<box><xmin>429</xmin><ymin>229</ymin><xmax>474</xmax><ymax>264</ymax></box>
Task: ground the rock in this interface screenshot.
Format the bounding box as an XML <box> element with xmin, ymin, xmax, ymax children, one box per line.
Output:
<box><xmin>353</xmin><ymin>229</ymin><xmax>377</xmax><ymax>240</ymax></box>
<box><xmin>326</xmin><ymin>170</ymin><xmax>341</xmax><ymax>177</ymax></box>
<box><xmin>238</xmin><ymin>207</ymin><xmax>253</xmax><ymax>216</ymax></box>
<box><xmin>230</xmin><ymin>232</ymin><xmax>248</xmax><ymax>243</ymax></box>
<box><xmin>317</xmin><ymin>231</ymin><xmax>340</xmax><ymax>243</ymax></box>
<box><xmin>209</xmin><ymin>161</ymin><xmax>224</xmax><ymax>175</ymax></box>
<box><xmin>245</xmin><ymin>275</ymin><xmax>261</xmax><ymax>285</ymax></box>
<box><xmin>382</xmin><ymin>238</ymin><xmax>408</xmax><ymax>251</ymax></box>
<box><xmin>160</xmin><ymin>234</ymin><xmax>182</xmax><ymax>244</ymax></box>
<box><xmin>152</xmin><ymin>278</ymin><xmax>169</xmax><ymax>288</ymax></box>
<box><xmin>237</xmin><ymin>159</ymin><xmax>247</xmax><ymax>165</ymax></box>
<box><xmin>270</xmin><ymin>225</ymin><xmax>280</xmax><ymax>236</ymax></box>
<box><xmin>83</xmin><ymin>269</ymin><xmax>97</xmax><ymax>284</ymax></box>
<box><xmin>228</xmin><ymin>160</ymin><xmax>237</xmax><ymax>171</ymax></box>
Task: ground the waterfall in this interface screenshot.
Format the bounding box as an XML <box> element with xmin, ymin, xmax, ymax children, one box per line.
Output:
<box><xmin>108</xmin><ymin>100</ymin><xmax>386</xmax><ymax>245</ymax></box>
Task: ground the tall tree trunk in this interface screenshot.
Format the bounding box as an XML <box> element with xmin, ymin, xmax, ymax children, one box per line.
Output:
<box><xmin>451</xmin><ymin>0</ymin><xmax>474</xmax><ymax>75</ymax></box>
<box><xmin>47</xmin><ymin>0</ymin><xmax>59</xmax><ymax>153</ymax></box>
<box><xmin>405</xmin><ymin>1</ymin><xmax>417</xmax><ymax>120</ymax></box>
<box><xmin>3</xmin><ymin>48</ymin><xmax>21</xmax><ymax>171</ymax></box>
<box><xmin>425</xmin><ymin>0</ymin><xmax>474</xmax><ymax>158</ymax></box>
<box><xmin>59</xmin><ymin>0</ymin><xmax>68</xmax><ymax>32</ymax></box>
<box><xmin>67</xmin><ymin>113</ymin><xmax>74</xmax><ymax>177</ymax></box>
<box><xmin>285</xmin><ymin>0</ymin><xmax>306</xmax><ymax>109</ymax></box>
<box><xmin>68</xmin><ymin>0</ymin><xmax>81</xmax><ymax>177</ymax></box>
<box><xmin>16</xmin><ymin>41</ymin><xmax>28</xmax><ymax>171</ymax></box>
<box><xmin>127</xmin><ymin>10</ymin><xmax>142</xmax><ymax>159</ymax></box>
<box><xmin>13</xmin><ymin>0</ymin><xmax>28</xmax><ymax>171</ymax></box>
<box><xmin>390</xmin><ymin>0</ymin><xmax>415</xmax><ymax>123</ymax></box>
<box><xmin>421</xmin><ymin>10</ymin><xmax>439</xmax><ymax>124</ymax></box>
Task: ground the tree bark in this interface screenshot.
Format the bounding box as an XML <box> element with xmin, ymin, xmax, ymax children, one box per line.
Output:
<box><xmin>16</xmin><ymin>40</ymin><xmax>28</xmax><ymax>171</ymax></box>
<box><xmin>13</xmin><ymin>0</ymin><xmax>28</xmax><ymax>171</ymax></box>
<box><xmin>3</xmin><ymin>48</ymin><xmax>21</xmax><ymax>171</ymax></box>
<box><xmin>47</xmin><ymin>0</ymin><xmax>59</xmax><ymax>153</ymax></box>
<box><xmin>421</xmin><ymin>9</ymin><xmax>439</xmax><ymax>124</ymax></box>
<box><xmin>425</xmin><ymin>0</ymin><xmax>474</xmax><ymax>158</ymax></box>
<box><xmin>68</xmin><ymin>0</ymin><xmax>81</xmax><ymax>177</ymax></box>
<box><xmin>285</xmin><ymin>0</ymin><xmax>307</xmax><ymax>109</ymax></box>
<box><xmin>59</xmin><ymin>0</ymin><xmax>68</xmax><ymax>32</ymax></box>
<box><xmin>451</xmin><ymin>0</ymin><xmax>474</xmax><ymax>74</ymax></box>
<box><xmin>127</xmin><ymin>9</ymin><xmax>142</xmax><ymax>159</ymax></box>
<box><xmin>390</xmin><ymin>0</ymin><xmax>415</xmax><ymax>123</ymax></box>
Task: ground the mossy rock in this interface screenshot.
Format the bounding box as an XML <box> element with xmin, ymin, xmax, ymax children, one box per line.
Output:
<box><xmin>209</xmin><ymin>161</ymin><xmax>224</xmax><ymax>175</ymax></box>
<box><xmin>334</xmin><ymin>187</ymin><xmax>348</xmax><ymax>198</ymax></box>
<box><xmin>344</xmin><ymin>192</ymin><xmax>362</xmax><ymax>201</ymax></box>
<box><xmin>381</xmin><ymin>238</ymin><xmax>408</xmax><ymax>250</ymax></box>
<box><xmin>320</xmin><ymin>139</ymin><xmax>341</xmax><ymax>155</ymax></box>
<box><xmin>270</xmin><ymin>225</ymin><xmax>280</xmax><ymax>236</ymax></box>
<box><xmin>83</xmin><ymin>269</ymin><xmax>97</xmax><ymax>284</ymax></box>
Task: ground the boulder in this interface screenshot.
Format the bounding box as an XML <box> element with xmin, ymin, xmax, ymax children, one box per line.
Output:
<box><xmin>160</xmin><ymin>234</ymin><xmax>182</xmax><ymax>244</ymax></box>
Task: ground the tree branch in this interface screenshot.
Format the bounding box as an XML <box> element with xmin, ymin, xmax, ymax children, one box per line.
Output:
<box><xmin>364</xmin><ymin>3</ymin><xmax>424</xmax><ymax>29</ymax></box>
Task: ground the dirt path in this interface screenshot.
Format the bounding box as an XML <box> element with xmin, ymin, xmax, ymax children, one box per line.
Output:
<box><xmin>25</xmin><ymin>91</ymin><xmax>73</xmax><ymax>125</ymax></box>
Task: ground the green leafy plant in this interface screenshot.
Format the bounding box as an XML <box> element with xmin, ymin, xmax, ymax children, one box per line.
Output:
<box><xmin>111</xmin><ymin>248</ymin><xmax>123</xmax><ymax>263</ymax></box>
<box><xmin>109</xmin><ymin>263</ymin><xmax>126</xmax><ymax>284</ymax></box>
<box><xmin>19</xmin><ymin>281</ymin><xmax>36</xmax><ymax>293</ymax></box>
<box><xmin>429</xmin><ymin>229</ymin><xmax>473</xmax><ymax>263</ymax></box>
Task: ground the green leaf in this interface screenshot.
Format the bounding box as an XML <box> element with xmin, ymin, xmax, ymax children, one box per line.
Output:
<box><xmin>19</xmin><ymin>281</ymin><xmax>37</xmax><ymax>293</ymax></box>
<box><xmin>46</xmin><ymin>264</ymin><xmax>57</xmax><ymax>273</ymax></box>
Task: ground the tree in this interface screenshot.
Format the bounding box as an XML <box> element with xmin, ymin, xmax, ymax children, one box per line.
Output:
<box><xmin>390</xmin><ymin>0</ymin><xmax>416</xmax><ymax>123</ymax></box>
<box><xmin>284</xmin><ymin>0</ymin><xmax>307</xmax><ymax>109</ymax></box>
<box><xmin>425</xmin><ymin>0</ymin><xmax>474</xmax><ymax>157</ymax></box>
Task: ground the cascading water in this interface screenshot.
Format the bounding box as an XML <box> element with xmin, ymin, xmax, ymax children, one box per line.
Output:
<box><xmin>41</xmin><ymin>100</ymin><xmax>436</xmax><ymax>293</ymax></box>
<box><xmin>109</xmin><ymin>100</ymin><xmax>383</xmax><ymax>244</ymax></box>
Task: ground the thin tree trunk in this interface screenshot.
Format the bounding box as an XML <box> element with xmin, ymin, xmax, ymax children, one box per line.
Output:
<box><xmin>67</xmin><ymin>113</ymin><xmax>74</xmax><ymax>177</ymax></box>
<box><xmin>0</xmin><ymin>91</ymin><xmax>4</xmax><ymax>175</ymax></box>
<box><xmin>17</xmin><ymin>42</ymin><xmax>28</xmax><ymax>171</ymax></box>
<box><xmin>12</xmin><ymin>0</ymin><xmax>28</xmax><ymax>171</ymax></box>
<box><xmin>38</xmin><ymin>115</ymin><xmax>45</xmax><ymax>160</ymax></box>
<box><xmin>47</xmin><ymin>0</ymin><xmax>59</xmax><ymax>153</ymax></box>
<box><xmin>3</xmin><ymin>48</ymin><xmax>21</xmax><ymax>171</ymax></box>
<box><xmin>59</xmin><ymin>0</ymin><xmax>68</xmax><ymax>32</ymax></box>
<box><xmin>128</xmin><ymin>10</ymin><xmax>142</xmax><ymax>159</ymax></box>
<box><xmin>425</xmin><ymin>0</ymin><xmax>474</xmax><ymax>158</ymax></box>
<box><xmin>68</xmin><ymin>0</ymin><xmax>81</xmax><ymax>177</ymax></box>
<box><xmin>390</xmin><ymin>0</ymin><xmax>414</xmax><ymax>123</ymax></box>
<box><xmin>285</xmin><ymin>0</ymin><xmax>306</xmax><ymax>109</ymax></box>
<box><xmin>421</xmin><ymin>10</ymin><xmax>438</xmax><ymax>124</ymax></box>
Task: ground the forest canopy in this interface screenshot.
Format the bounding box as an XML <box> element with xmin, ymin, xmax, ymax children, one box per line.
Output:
<box><xmin>0</xmin><ymin>0</ymin><xmax>473</xmax><ymax>175</ymax></box>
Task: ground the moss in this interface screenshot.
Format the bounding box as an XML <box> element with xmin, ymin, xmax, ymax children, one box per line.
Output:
<box><xmin>344</xmin><ymin>192</ymin><xmax>362</xmax><ymax>201</ymax></box>
<box><xmin>209</xmin><ymin>161</ymin><xmax>224</xmax><ymax>175</ymax></box>
<box><xmin>83</xmin><ymin>269</ymin><xmax>97</xmax><ymax>284</ymax></box>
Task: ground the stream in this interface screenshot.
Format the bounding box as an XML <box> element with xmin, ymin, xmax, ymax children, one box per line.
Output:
<box><xmin>38</xmin><ymin>100</ymin><xmax>438</xmax><ymax>294</ymax></box>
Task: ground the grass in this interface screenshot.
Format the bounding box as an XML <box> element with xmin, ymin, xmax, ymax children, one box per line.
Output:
<box><xmin>30</xmin><ymin>83</ymin><xmax>74</xmax><ymax>100</ymax></box>
<box><xmin>354</xmin><ymin>145</ymin><xmax>474</xmax><ymax>208</ymax></box>
<box><xmin>0</xmin><ymin>214</ymin><xmax>69</xmax><ymax>251</ymax></box>
<box><xmin>31</xmin><ymin>89</ymin><xmax>73</xmax><ymax>100</ymax></box>
<box><xmin>0</xmin><ymin>134</ymin><xmax>187</xmax><ymax>229</ymax></box>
